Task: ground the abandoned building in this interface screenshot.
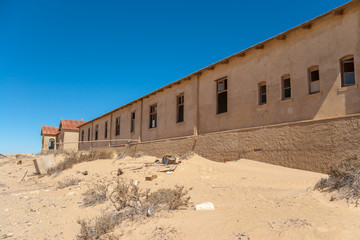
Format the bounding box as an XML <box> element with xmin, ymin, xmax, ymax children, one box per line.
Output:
<box><xmin>77</xmin><ymin>0</ymin><xmax>360</xmax><ymax>173</ymax></box>
<box><xmin>41</xmin><ymin>119</ymin><xmax>87</xmax><ymax>152</ymax></box>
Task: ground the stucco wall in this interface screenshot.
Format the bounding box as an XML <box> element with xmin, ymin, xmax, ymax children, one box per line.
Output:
<box><xmin>63</xmin><ymin>131</ymin><xmax>79</xmax><ymax>151</ymax></box>
<box><xmin>41</xmin><ymin>135</ymin><xmax>56</xmax><ymax>151</ymax></box>
<box><xmin>198</xmin><ymin>4</ymin><xmax>360</xmax><ymax>134</ymax></box>
<box><xmin>119</xmin><ymin>114</ymin><xmax>360</xmax><ymax>173</ymax></box>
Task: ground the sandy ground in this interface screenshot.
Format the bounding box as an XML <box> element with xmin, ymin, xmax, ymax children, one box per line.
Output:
<box><xmin>0</xmin><ymin>153</ymin><xmax>359</xmax><ymax>240</ymax></box>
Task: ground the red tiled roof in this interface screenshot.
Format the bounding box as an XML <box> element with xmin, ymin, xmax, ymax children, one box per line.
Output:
<box><xmin>41</xmin><ymin>126</ymin><xmax>59</xmax><ymax>136</ymax></box>
<box><xmin>60</xmin><ymin>119</ymin><xmax>87</xmax><ymax>130</ymax></box>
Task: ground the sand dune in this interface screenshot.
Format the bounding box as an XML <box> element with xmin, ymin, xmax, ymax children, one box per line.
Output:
<box><xmin>0</xmin><ymin>154</ymin><xmax>359</xmax><ymax>239</ymax></box>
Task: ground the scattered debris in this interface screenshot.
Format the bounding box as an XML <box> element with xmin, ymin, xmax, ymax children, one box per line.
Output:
<box><xmin>81</xmin><ymin>171</ymin><xmax>88</xmax><ymax>176</ymax></box>
<box><xmin>235</xmin><ymin>232</ymin><xmax>250</xmax><ymax>240</ymax></box>
<box><xmin>195</xmin><ymin>202</ymin><xmax>215</xmax><ymax>211</ymax></box>
<box><xmin>162</xmin><ymin>155</ymin><xmax>176</xmax><ymax>165</ymax></box>
<box><xmin>179</xmin><ymin>151</ymin><xmax>194</xmax><ymax>160</ymax></box>
<box><xmin>146</xmin><ymin>175</ymin><xmax>157</xmax><ymax>181</ymax></box>
<box><xmin>117</xmin><ymin>168</ymin><xmax>123</xmax><ymax>176</ymax></box>
<box><xmin>57</xmin><ymin>178</ymin><xmax>80</xmax><ymax>189</ymax></box>
<box><xmin>20</xmin><ymin>170</ymin><xmax>28</xmax><ymax>182</ymax></box>
<box><xmin>16</xmin><ymin>160</ymin><xmax>22</xmax><ymax>165</ymax></box>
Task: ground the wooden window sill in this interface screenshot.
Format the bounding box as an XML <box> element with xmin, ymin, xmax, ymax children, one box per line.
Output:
<box><xmin>338</xmin><ymin>84</ymin><xmax>358</xmax><ymax>93</ymax></box>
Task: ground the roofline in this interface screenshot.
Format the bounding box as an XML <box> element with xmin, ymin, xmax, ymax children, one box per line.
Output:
<box><xmin>78</xmin><ymin>0</ymin><xmax>358</xmax><ymax>128</ymax></box>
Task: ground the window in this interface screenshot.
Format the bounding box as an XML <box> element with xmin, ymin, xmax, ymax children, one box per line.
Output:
<box><xmin>104</xmin><ymin>121</ymin><xmax>108</xmax><ymax>138</ymax></box>
<box><xmin>216</xmin><ymin>78</ymin><xmax>227</xmax><ymax>114</ymax></box>
<box><xmin>282</xmin><ymin>76</ymin><xmax>291</xmax><ymax>100</ymax></box>
<box><xmin>149</xmin><ymin>104</ymin><xmax>157</xmax><ymax>128</ymax></box>
<box><xmin>81</xmin><ymin>130</ymin><xmax>84</xmax><ymax>141</ymax></box>
<box><xmin>130</xmin><ymin>112</ymin><xmax>135</xmax><ymax>133</ymax></box>
<box><xmin>95</xmin><ymin>125</ymin><xmax>98</xmax><ymax>140</ymax></box>
<box><xmin>258</xmin><ymin>82</ymin><xmax>267</xmax><ymax>105</ymax></box>
<box><xmin>308</xmin><ymin>66</ymin><xmax>320</xmax><ymax>94</ymax></box>
<box><xmin>88</xmin><ymin>128</ymin><xmax>90</xmax><ymax>141</ymax></box>
<box><xmin>115</xmin><ymin>117</ymin><xmax>120</xmax><ymax>136</ymax></box>
<box><xmin>177</xmin><ymin>94</ymin><xmax>184</xmax><ymax>123</ymax></box>
<box><xmin>341</xmin><ymin>56</ymin><xmax>355</xmax><ymax>87</ymax></box>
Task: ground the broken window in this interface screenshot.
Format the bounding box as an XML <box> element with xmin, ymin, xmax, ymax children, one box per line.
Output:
<box><xmin>259</xmin><ymin>82</ymin><xmax>267</xmax><ymax>105</ymax></box>
<box><xmin>95</xmin><ymin>125</ymin><xmax>99</xmax><ymax>140</ymax></box>
<box><xmin>149</xmin><ymin>104</ymin><xmax>157</xmax><ymax>128</ymax></box>
<box><xmin>217</xmin><ymin>78</ymin><xmax>227</xmax><ymax>114</ymax></box>
<box><xmin>282</xmin><ymin>76</ymin><xmax>291</xmax><ymax>100</ymax></box>
<box><xmin>341</xmin><ymin>56</ymin><xmax>355</xmax><ymax>87</ymax></box>
<box><xmin>177</xmin><ymin>94</ymin><xmax>184</xmax><ymax>123</ymax></box>
<box><xmin>104</xmin><ymin>121</ymin><xmax>108</xmax><ymax>138</ymax></box>
<box><xmin>115</xmin><ymin>117</ymin><xmax>120</xmax><ymax>136</ymax></box>
<box><xmin>81</xmin><ymin>130</ymin><xmax>84</xmax><ymax>141</ymax></box>
<box><xmin>49</xmin><ymin>138</ymin><xmax>55</xmax><ymax>150</ymax></box>
<box><xmin>130</xmin><ymin>112</ymin><xmax>135</xmax><ymax>133</ymax></box>
<box><xmin>88</xmin><ymin>128</ymin><xmax>90</xmax><ymax>141</ymax></box>
<box><xmin>309</xmin><ymin>66</ymin><xmax>320</xmax><ymax>94</ymax></box>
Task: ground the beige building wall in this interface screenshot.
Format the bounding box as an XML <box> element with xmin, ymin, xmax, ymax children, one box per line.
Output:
<box><xmin>141</xmin><ymin>77</ymin><xmax>196</xmax><ymax>141</ymax></box>
<box><xmin>41</xmin><ymin>135</ymin><xmax>56</xmax><ymax>151</ymax></box>
<box><xmin>198</xmin><ymin>5</ymin><xmax>360</xmax><ymax>133</ymax></box>
<box><xmin>78</xmin><ymin>2</ymin><xmax>360</xmax><ymax>152</ymax></box>
<box><xmin>63</xmin><ymin>131</ymin><xmax>79</xmax><ymax>151</ymax></box>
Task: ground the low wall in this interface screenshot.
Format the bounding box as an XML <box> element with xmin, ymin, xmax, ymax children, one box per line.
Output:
<box><xmin>87</xmin><ymin>115</ymin><xmax>360</xmax><ymax>173</ymax></box>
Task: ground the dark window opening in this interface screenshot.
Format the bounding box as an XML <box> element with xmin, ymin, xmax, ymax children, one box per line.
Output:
<box><xmin>259</xmin><ymin>83</ymin><xmax>267</xmax><ymax>105</ymax></box>
<box><xmin>115</xmin><ymin>117</ymin><xmax>120</xmax><ymax>136</ymax></box>
<box><xmin>49</xmin><ymin>138</ymin><xmax>55</xmax><ymax>150</ymax></box>
<box><xmin>309</xmin><ymin>67</ymin><xmax>320</xmax><ymax>94</ymax></box>
<box><xmin>177</xmin><ymin>94</ymin><xmax>184</xmax><ymax>123</ymax></box>
<box><xmin>149</xmin><ymin>104</ymin><xmax>157</xmax><ymax>128</ymax></box>
<box><xmin>104</xmin><ymin>121</ymin><xmax>108</xmax><ymax>138</ymax></box>
<box><xmin>217</xmin><ymin>78</ymin><xmax>228</xmax><ymax>114</ymax></box>
<box><xmin>130</xmin><ymin>112</ymin><xmax>135</xmax><ymax>133</ymax></box>
<box><xmin>341</xmin><ymin>57</ymin><xmax>355</xmax><ymax>87</ymax></box>
<box><xmin>282</xmin><ymin>77</ymin><xmax>291</xmax><ymax>100</ymax></box>
<box><xmin>81</xmin><ymin>130</ymin><xmax>84</xmax><ymax>141</ymax></box>
<box><xmin>95</xmin><ymin>125</ymin><xmax>98</xmax><ymax>140</ymax></box>
<box><xmin>88</xmin><ymin>128</ymin><xmax>90</xmax><ymax>141</ymax></box>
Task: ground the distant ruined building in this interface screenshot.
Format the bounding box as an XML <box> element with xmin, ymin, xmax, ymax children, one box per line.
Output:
<box><xmin>41</xmin><ymin>119</ymin><xmax>87</xmax><ymax>152</ymax></box>
<box><xmin>44</xmin><ymin>1</ymin><xmax>360</xmax><ymax>173</ymax></box>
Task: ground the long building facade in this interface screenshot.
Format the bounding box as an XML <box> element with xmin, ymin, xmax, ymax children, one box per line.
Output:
<box><xmin>78</xmin><ymin>1</ymin><xmax>360</xmax><ymax>167</ymax></box>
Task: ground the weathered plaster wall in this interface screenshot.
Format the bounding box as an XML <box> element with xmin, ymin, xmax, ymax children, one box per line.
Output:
<box><xmin>63</xmin><ymin>131</ymin><xmax>79</xmax><ymax>151</ymax></box>
<box><xmin>41</xmin><ymin>135</ymin><xmax>56</xmax><ymax>151</ymax></box>
<box><xmin>198</xmin><ymin>4</ymin><xmax>360</xmax><ymax>134</ymax></box>
<box><xmin>116</xmin><ymin>115</ymin><xmax>360</xmax><ymax>173</ymax></box>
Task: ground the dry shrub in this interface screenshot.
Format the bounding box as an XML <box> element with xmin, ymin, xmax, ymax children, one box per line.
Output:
<box><xmin>109</xmin><ymin>179</ymin><xmax>190</xmax><ymax>217</ymax></box>
<box><xmin>82</xmin><ymin>184</ymin><xmax>108</xmax><ymax>207</ymax></box>
<box><xmin>57</xmin><ymin>178</ymin><xmax>80</xmax><ymax>189</ymax></box>
<box><xmin>147</xmin><ymin>186</ymin><xmax>191</xmax><ymax>210</ymax></box>
<box><xmin>77</xmin><ymin>212</ymin><xmax>121</xmax><ymax>240</ymax></box>
<box><xmin>314</xmin><ymin>155</ymin><xmax>360</xmax><ymax>205</ymax></box>
<box><xmin>47</xmin><ymin>150</ymin><xmax>113</xmax><ymax>174</ymax></box>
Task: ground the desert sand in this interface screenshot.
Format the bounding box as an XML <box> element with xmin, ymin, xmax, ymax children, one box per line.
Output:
<box><xmin>0</xmin><ymin>153</ymin><xmax>359</xmax><ymax>240</ymax></box>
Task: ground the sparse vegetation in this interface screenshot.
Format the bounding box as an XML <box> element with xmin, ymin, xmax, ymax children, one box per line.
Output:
<box><xmin>77</xmin><ymin>212</ymin><xmax>121</xmax><ymax>240</ymax></box>
<box><xmin>47</xmin><ymin>150</ymin><xmax>113</xmax><ymax>174</ymax></box>
<box><xmin>78</xmin><ymin>178</ymin><xmax>191</xmax><ymax>239</ymax></box>
<box><xmin>57</xmin><ymin>178</ymin><xmax>80</xmax><ymax>189</ymax></box>
<box><xmin>314</xmin><ymin>155</ymin><xmax>360</xmax><ymax>206</ymax></box>
<box><xmin>82</xmin><ymin>184</ymin><xmax>108</xmax><ymax>207</ymax></box>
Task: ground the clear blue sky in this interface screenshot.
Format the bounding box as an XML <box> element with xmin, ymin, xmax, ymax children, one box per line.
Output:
<box><xmin>0</xmin><ymin>0</ymin><xmax>349</xmax><ymax>154</ymax></box>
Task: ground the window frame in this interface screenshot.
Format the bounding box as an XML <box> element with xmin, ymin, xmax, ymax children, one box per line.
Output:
<box><xmin>104</xmin><ymin>121</ymin><xmax>108</xmax><ymax>139</ymax></box>
<box><xmin>95</xmin><ymin>125</ymin><xmax>99</xmax><ymax>140</ymax></box>
<box><xmin>281</xmin><ymin>75</ymin><xmax>291</xmax><ymax>100</ymax></box>
<box><xmin>340</xmin><ymin>56</ymin><xmax>355</xmax><ymax>87</ymax></box>
<box><xmin>176</xmin><ymin>93</ymin><xmax>184</xmax><ymax>123</ymax></box>
<box><xmin>88</xmin><ymin>128</ymin><xmax>90</xmax><ymax>141</ymax></box>
<box><xmin>308</xmin><ymin>66</ymin><xmax>320</xmax><ymax>94</ymax></box>
<box><xmin>258</xmin><ymin>82</ymin><xmax>267</xmax><ymax>105</ymax></box>
<box><xmin>216</xmin><ymin>77</ymin><xmax>228</xmax><ymax>114</ymax></box>
<box><xmin>130</xmin><ymin>111</ymin><xmax>135</xmax><ymax>133</ymax></box>
<box><xmin>149</xmin><ymin>104</ymin><xmax>157</xmax><ymax>129</ymax></box>
<box><xmin>81</xmin><ymin>130</ymin><xmax>84</xmax><ymax>142</ymax></box>
<box><xmin>115</xmin><ymin>117</ymin><xmax>120</xmax><ymax>136</ymax></box>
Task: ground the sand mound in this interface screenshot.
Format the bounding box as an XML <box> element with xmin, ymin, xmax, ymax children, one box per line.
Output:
<box><xmin>0</xmin><ymin>153</ymin><xmax>359</xmax><ymax>239</ymax></box>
